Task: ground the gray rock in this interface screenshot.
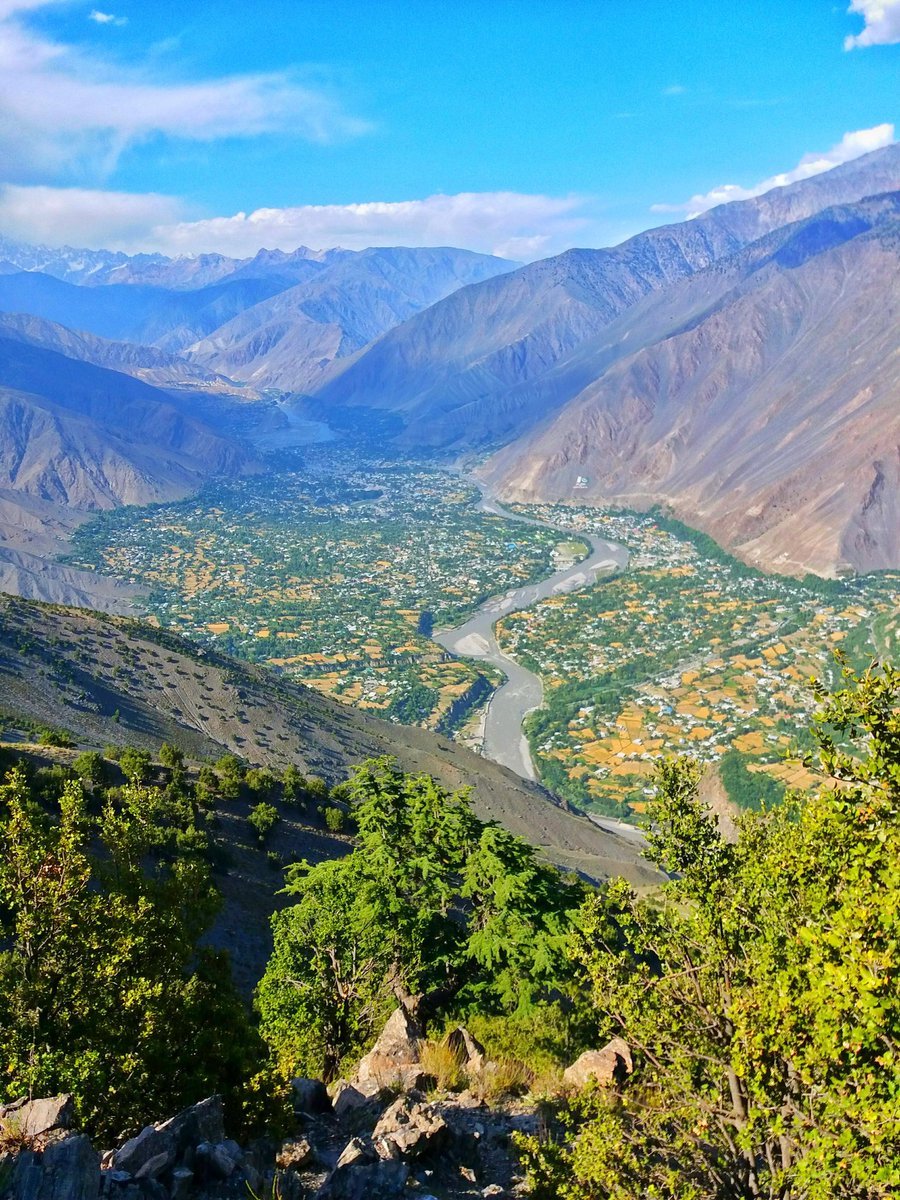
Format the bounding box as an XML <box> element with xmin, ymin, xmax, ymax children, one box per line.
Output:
<box><xmin>37</xmin><ymin>1134</ymin><xmax>99</xmax><ymax>1200</ymax></box>
<box><xmin>0</xmin><ymin>1097</ymin><xmax>75</xmax><ymax>1143</ymax></box>
<box><xmin>290</xmin><ymin>1079</ymin><xmax>332</xmax><ymax>1115</ymax></box>
<box><xmin>133</xmin><ymin>1151</ymin><xmax>175</xmax><ymax>1182</ymax></box>
<box><xmin>276</xmin><ymin>1138</ymin><xmax>313</xmax><ymax>1171</ymax></box>
<box><xmin>155</xmin><ymin>1097</ymin><xmax>224</xmax><ymax>1155</ymax></box>
<box><xmin>331</xmin><ymin>1084</ymin><xmax>369</xmax><ymax>1122</ymax></box>
<box><xmin>315</xmin><ymin>1160</ymin><xmax>408</xmax><ymax>1200</ymax></box>
<box><xmin>169</xmin><ymin>1167</ymin><xmax>193</xmax><ymax>1200</ymax></box>
<box><xmin>194</xmin><ymin>1141</ymin><xmax>237</xmax><ymax>1181</ymax></box>
<box><xmin>446</xmin><ymin>1028</ymin><xmax>487</xmax><ymax>1076</ymax></box>
<box><xmin>372</xmin><ymin>1096</ymin><xmax>448</xmax><ymax>1162</ymax></box>
<box><xmin>111</xmin><ymin>1128</ymin><xmax>175</xmax><ymax>1179</ymax></box>
<box><xmin>355</xmin><ymin>1009</ymin><xmax>422</xmax><ymax>1093</ymax></box>
<box><xmin>335</xmin><ymin>1138</ymin><xmax>375</xmax><ymax>1170</ymax></box>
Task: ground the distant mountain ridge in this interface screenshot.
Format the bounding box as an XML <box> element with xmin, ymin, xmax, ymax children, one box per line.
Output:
<box><xmin>481</xmin><ymin>192</ymin><xmax>900</xmax><ymax>576</ymax></box>
<box><xmin>310</xmin><ymin>142</ymin><xmax>900</xmax><ymax>450</ymax></box>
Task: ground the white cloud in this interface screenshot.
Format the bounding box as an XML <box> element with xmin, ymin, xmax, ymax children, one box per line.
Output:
<box><xmin>652</xmin><ymin>123</ymin><xmax>896</xmax><ymax>216</ymax></box>
<box><xmin>845</xmin><ymin>0</ymin><xmax>900</xmax><ymax>49</ymax></box>
<box><xmin>662</xmin><ymin>84</ymin><xmax>686</xmax><ymax>96</ymax></box>
<box><xmin>0</xmin><ymin>0</ymin><xmax>369</xmax><ymax>181</ymax></box>
<box><xmin>89</xmin><ymin>10</ymin><xmax>127</xmax><ymax>26</ymax></box>
<box><xmin>0</xmin><ymin>183</ymin><xmax>185</xmax><ymax>246</ymax></box>
<box><xmin>0</xmin><ymin>186</ymin><xmax>593</xmax><ymax>260</ymax></box>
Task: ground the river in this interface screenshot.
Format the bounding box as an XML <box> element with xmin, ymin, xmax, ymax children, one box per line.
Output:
<box><xmin>433</xmin><ymin>489</ymin><xmax>629</xmax><ymax>782</ymax></box>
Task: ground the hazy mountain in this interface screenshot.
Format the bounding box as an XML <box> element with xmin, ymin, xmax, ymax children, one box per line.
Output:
<box><xmin>0</xmin><ymin>312</ymin><xmax>247</xmax><ymax>393</ymax></box>
<box><xmin>187</xmin><ymin>245</ymin><xmax>517</xmax><ymax>390</ymax></box>
<box><xmin>480</xmin><ymin>193</ymin><xmax>900</xmax><ymax>576</ymax></box>
<box><xmin>0</xmin><ymin>242</ymin><xmax>514</xmax><ymax>383</ymax></box>
<box><xmin>0</xmin><ymin>335</ymin><xmax>259</xmax><ymax>510</ymax></box>
<box><xmin>0</xmin><ymin>236</ymin><xmax>352</xmax><ymax>290</ymax></box>
<box><xmin>311</xmin><ymin>142</ymin><xmax>900</xmax><ymax>448</ymax></box>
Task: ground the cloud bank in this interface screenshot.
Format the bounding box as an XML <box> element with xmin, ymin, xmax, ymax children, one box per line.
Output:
<box><xmin>652</xmin><ymin>123</ymin><xmax>895</xmax><ymax>216</ymax></box>
<box><xmin>845</xmin><ymin>0</ymin><xmax>900</xmax><ymax>49</ymax></box>
<box><xmin>0</xmin><ymin>186</ymin><xmax>593</xmax><ymax>260</ymax></box>
<box><xmin>0</xmin><ymin>0</ymin><xmax>369</xmax><ymax>182</ymax></box>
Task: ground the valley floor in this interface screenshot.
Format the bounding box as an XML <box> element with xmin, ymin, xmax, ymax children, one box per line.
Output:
<box><xmin>62</xmin><ymin>443</ymin><xmax>900</xmax><ymax>821</ymax></box>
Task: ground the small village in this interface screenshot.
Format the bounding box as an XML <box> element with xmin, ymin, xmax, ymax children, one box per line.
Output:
<box><xmin>67</xmin><ymin>463</ymin><xmax>900</xmax><ymax>819</ymax></box>
<box><xmin>499</xmin><ymin>503</ymin><xmax>900</xmax><ymax>813</ymax></box>
<box><xmin>65</xmin><ymin>452</ymin><xmax>556</xmax><ymax>729</ymax></box>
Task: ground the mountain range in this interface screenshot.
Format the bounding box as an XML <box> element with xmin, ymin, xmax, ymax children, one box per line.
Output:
<box><xmin>0</xmin><ymin>140</ymin><xmax>898</xmax><ymax>593</ymax></box>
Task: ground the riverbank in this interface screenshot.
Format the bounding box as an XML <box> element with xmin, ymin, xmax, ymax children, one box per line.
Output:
<box><xmin>433</xmin><ymin>489</ymin><xmax>628</xmax><ymax>781</ymax></box>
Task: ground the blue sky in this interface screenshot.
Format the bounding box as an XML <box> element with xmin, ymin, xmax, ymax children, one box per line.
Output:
<box><xmin>0</xmin><ymin>0</ymin><xmax>897</xmax><ymax>258</ymax></box>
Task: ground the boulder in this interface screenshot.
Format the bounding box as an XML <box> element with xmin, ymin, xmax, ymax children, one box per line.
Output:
<box><xmin>315</xmin><ymin>1160</ymin><xmax>408</xmax><ymax>1200</ymax></box>
<box><xmin>355</xmin><ymin>1009</ymin><xmax>424</xmax><ymax>1092</ymax></box>
<box><xmin>335</xmin><ymin>1138</ymin><xmax>375</xmax><ymax>1169</ymax></box>
<box><xmin>372</xmin><ymin>1096</ymin><xmax>448</xmax><ymax>1162</ymax></box>
<box><xmin>563</xmin><ymin>1039</ymin><xmax>633</xmax><ymax>1089</ymax></box>
<box><xmin>194</xmin><ymin>1140</ymin><xmax>242</xmax><ymax>1182</ymax></box>
<box><xmin>445</xmin><ymin>1027</ymin><xmax>487</xmax><ymax>1076</ymax></box>
<box><xmin>275</xmin><ymin>1138</ymin><xmax>314</xmax><ymax>1171</ymax></box>
<box><xmin>290</xmin><ymin>1078</ymin><xmax>332</xmax><ymax>1116</ymax></box>
<box><xmin>111</xmin><ymin>1126</ymin><xmax>176</xmax><ymax>1178</ymax></box>
<box><xmin>169</xmin><ymin>1166</ymin><xmax>194</xmax><ymax>1200</ymax></box>
<box><xmin>0</xmin><ymin>1096</ymin><xmax>76</xmax><ymax>1145</ymax></box>
<box><xmin>331</xmin><ymin>1083</ymin><xmax>370</xmax><ymax>1121</ymax></box>
<box><xmin>156</xmin><ymin>1096</ymin><xmax>225</xmax><ymax>1154</ymax></box>
<box><xmin>8</xmin><ymin>1134</ymin><xmax>101</xmax><ymax>1200</ymax></box>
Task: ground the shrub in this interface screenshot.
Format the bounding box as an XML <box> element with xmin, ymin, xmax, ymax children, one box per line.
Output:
<box><xmin>322</xmin><ymin>805</ymin><xmax>345</xmax><ymax>834</ymax></box>
<box><xmin>249</xmin><ymin>801</ymin><xmax>279</xmax><ymax>842</ymax></box>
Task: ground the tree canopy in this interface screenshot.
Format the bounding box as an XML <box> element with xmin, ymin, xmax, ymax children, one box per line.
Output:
<box><xmin>517</xmin><ymin>660</ymin><xmax>900</xmax><ymax>1199</ymax></box>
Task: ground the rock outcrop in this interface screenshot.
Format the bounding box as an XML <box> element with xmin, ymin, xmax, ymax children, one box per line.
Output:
<box><xmin>563</xmin><ymin>1038</ymin><xmax>633</xmax><ymax>1089</ymax></box>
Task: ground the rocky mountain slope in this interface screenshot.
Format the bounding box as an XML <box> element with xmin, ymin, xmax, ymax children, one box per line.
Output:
<box><xmin>0</xmin><ymin>335</ymin><xmax>258</xmax><ymax>509</ymax></box>
<box><xmin>0</xmin><ymin>243</ymin><xmax>513</xmax><ymax>369</ymax></box>
<box><xmin>310</xmin><ymin>143</ymin><xmax>900</xmax><ymax>453</ymax></box>
<box><xmin>0</xmin><ymin>593</ymin><xmax>655</xmax><ymax>890</ymax></box>
<box><xmin>188</xmin><ymin>246</ymin><xmax>518</xmax><ymax>391</ymax></box>
<box><xmin>481</xmin><ymin>194</ymin><xmax>900</xmax><ymax>576</ymax></box>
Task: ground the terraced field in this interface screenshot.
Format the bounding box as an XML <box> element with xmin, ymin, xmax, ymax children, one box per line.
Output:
<box><xmin>498</xmin><ymin>504</ymin><xmax>900</xmax><ymax>814</ymax></box>
<box><xmin>66</xmin><ymin>451</ymin><xmax>564</xmax><ymax>730</ymax></box>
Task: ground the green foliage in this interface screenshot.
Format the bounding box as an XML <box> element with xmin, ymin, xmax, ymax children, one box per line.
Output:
<box><xmin>0</xmin><ymin>764</ymin><xmax>261</xmax><ymax>1140</ymax></box>
<box><xmin>257</xmin><ymin>758</ymin><xmax>586</xmax><ymax>1081</ymax></box>
<box><xmin>322</xmin><ymin>805</ymin><xmax>345</xmax><ymax>833</ymax></box>
<box><xmin>215</xmin><ymin>753</ymin><xmax>244</xmax><ymax>800</ymax></box>
<box><xmin>159</xmin><ymin>742</ymin><xmax>185</xmax><ymax>770</ymax></box>
<box><xmin>118</xmin><ymin>745</ymin><xmax>152</xmax><ymax>784</ymax></box>
<box><xmin>718</xmin><ymin>748</ymin><xmax>785</xmax><ymax>811</ymax></box>
<box><xmin>518</xmin><ymin>661</ymin><xmax>900</xmax><ymax>1199</ymax></box>
<box><xmin>246</xmin><ymin>768</ymin><xmax>277</xmax><ymax>799</ymax></box>
<box><xmin>249</xmin><ymin>801</ymin><xmax>279</xmax><ymax>842</ymax></box>
<box><xmin>37</xmin><ymin>727</ymin><xmax>74</xmax><ymax>749</ymax></box>
<box><xmin>280</xmin><ymin>764</ymin><xmax>307</xmax><ymax>806</ymax></box>
<box><xmin>72</xmin><ymin>750</ymin><xmax>107</xmax><ymax>786</ymax></box>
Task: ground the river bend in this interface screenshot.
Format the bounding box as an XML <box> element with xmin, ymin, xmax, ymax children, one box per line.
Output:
<box><xmin>433</xmin><ymin>493</ymin><xmax>628</xmax><ymax>781</ymax></box>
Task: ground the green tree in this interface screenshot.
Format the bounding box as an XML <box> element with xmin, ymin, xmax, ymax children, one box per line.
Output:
<box><xmin>249</xmin><ymin>801</ymin><xmax>279</xmax><ymax>842</ymax></box>
<box><xmin>72</xmin><ymin>750</ymin><xmax>107</xmax><ymax>786</ymax></box>
<box><xmin>0</xmin><ymin>767</ymin><xmax>260</xmax><ymax>1139</ymax></box>
<box><xmin>281</xmin><ymin>764</ymin><xmax>307</xmax><ymax>806</ymax></box>
<box><xmin>517</xmin><ymin>661</ymin><xmax>900</xmax><ymax>1199</ymax></box>
<box><xmin>118</xmin><ymin>745</ymin><xmax>152</xmax><ymax>784</ymax></box>
<box><xmin>159</xmin><ymin>742</ymin><xmax>185</xmax><ymax>770</ymax></box>
<box><xmin>257</xmin><ymin>758</ymin><xmax>585</xmax><ymax>1081</ymax></box>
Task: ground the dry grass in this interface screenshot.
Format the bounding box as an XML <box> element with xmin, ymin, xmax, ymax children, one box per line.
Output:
<box><xmin>0</xmin><ymin>1113</ymin><xmax>29</xmax><ymax>1155</ymax></box>
<box><xmin>526</xmin><ymin>1065</ymin><xmax>568</xmax><ymax>1099</ymax></box>
<box><xmin>470</xmin><ymin>1058</ymin><xmax>534</xmax><ymax>1103</ymax></box>
<box><xmin>419</xmin><ymin>1039</ymin><xmax>466</xmax><ymax>1091</ymax></box>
